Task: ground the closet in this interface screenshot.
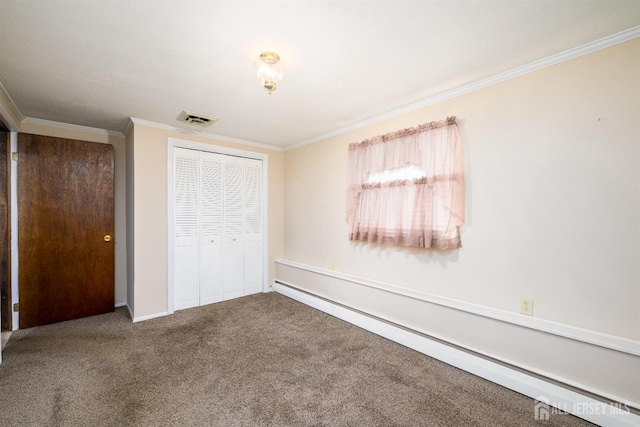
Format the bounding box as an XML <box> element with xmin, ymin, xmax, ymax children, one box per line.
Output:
<box><xmin>173</xmin><ymin>147</ymin><xmax>263</xmax><ymax>311</ymax></box>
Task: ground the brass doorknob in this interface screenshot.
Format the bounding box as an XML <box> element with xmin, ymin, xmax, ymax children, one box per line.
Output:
<box><xmin>104</xmin><ymin>235</ymin><xmax>112</xmax><ymax>242</ymax></box>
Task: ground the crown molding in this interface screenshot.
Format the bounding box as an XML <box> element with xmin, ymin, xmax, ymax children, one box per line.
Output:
<box><xmin>22</xmin><ymin>117</ymin><xmax>125</xmax><ymax>138</ymax></box>
<box><xmin>129</xmin><ymin>117</ymin><xmax>283</xmax><ymax>152</ymax></box>
<box><xmin>285</xmin><ymin>25</ymin><xmax>640</xmax><ymax>152</ymax></box>
<box><xmin>123</xmin><ymin>118</ymin><xmax>134</xmax><ymax>137</ymax></box>
<box><xmin>0</xmin><ymin>76</ymin><xmax>25</xmax><ymax>131</ymax></box>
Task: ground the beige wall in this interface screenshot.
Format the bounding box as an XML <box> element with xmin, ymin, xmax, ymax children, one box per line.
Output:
<box><xmin>18</xmin><ymin>121</ymin><xmax>128</xmax><ymax>307</ymax></box>
<box><xmin>281</xmin><ymin>39</ymin><xmax>640</xmax><ymax>402</ymax></box>
<box><xmin>128</xmin><ymin>124</ymin><xmax>284</xmax><ymax>319</ymax></box>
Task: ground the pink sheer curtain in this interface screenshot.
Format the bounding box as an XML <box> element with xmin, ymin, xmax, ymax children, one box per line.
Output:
<box><xmin>346</xmin><ymin>117</ymin><xmax>464</xmax><ymax>249</ymax></box>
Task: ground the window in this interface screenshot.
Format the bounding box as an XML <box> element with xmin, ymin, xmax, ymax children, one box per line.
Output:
<box><xmin>346</xmin><ymin>117</ymin><xmax>464</xmax><ymax>249</ymax></box>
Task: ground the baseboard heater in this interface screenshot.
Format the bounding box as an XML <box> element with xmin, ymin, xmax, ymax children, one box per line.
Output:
<box><xmin>273</xmin><ymin>280</ymin><xmax>639</xmax><ymax>427</ymax></box>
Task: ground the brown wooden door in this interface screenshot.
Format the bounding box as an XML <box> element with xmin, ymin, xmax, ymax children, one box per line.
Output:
<box><xmin>0</xmin><ymin>128</ymin><xmax>9</xmax><ymax>331</ymax></box>
<box><xmin>18</xmin><ymin>133</ymin><xmax>114</xmax><ymax>329</ymax></box>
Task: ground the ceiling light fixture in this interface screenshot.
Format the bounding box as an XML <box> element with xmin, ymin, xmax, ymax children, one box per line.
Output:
<box><xmin>257</xmin><ymin>51</ymin><xmax>283</xmax><ymax>94</ymax></box>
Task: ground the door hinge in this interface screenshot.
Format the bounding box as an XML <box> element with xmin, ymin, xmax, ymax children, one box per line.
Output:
<box><xmin>11</xmin><ymin>152</ymin><xmax>17</xmax><ymax>161</ymax></box>
<box><xmin>13</xmin><ymin>303</ymin><xmax>19</xmax><ymax>312</ymax></box>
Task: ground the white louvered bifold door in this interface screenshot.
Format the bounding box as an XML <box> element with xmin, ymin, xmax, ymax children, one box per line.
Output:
<box><xmin>173</xmin><ymin>148</ymin><xmax>264</xmax><ymax>310</ymax></box>
<box><xmin>243</xmin><ymin>159</ymin><xmax>263</xmax><ymax>295</ymax></box>
<box><xmin>173</xmin><ymin>148</ymin><xmax>200</xmax><ymax>310</ymax></box>
<box><xmin>199</xmin><ymin>153</ymin><xmax>224</xmax><ymax>305</ymax></box>
<box><xmin>222</xmin><ymin>156</ymin><xmax>245</xmax><ymax>300</ymax></box>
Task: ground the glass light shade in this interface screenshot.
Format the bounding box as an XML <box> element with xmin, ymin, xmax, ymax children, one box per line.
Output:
<box><xmin>257</xmin><ymin>52</ymin><xmax>283</xmax><ymax>94</ymax></box>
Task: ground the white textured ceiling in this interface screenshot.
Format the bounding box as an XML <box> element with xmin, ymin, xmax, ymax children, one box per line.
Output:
<box><xmin>1</xmin><ymin>0</ymin><xmax>639</xmax><ymax>148</ymax></box>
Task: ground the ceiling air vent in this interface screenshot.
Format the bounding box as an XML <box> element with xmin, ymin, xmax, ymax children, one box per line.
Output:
<box><xmin>177</xmin><ymin>111</ymin><xmax>218</xmax><ymax>128</ymax></box>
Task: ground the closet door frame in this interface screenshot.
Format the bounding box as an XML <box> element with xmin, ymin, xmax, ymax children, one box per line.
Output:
<box><xmin>166</xmin><ymin>137</ymin><xmax>268</xmax><ymax>315</ymax></box>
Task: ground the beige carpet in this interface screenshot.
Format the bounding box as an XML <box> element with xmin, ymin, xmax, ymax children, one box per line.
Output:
<box><xmin>0</xmin><ymin>292</ymin><xmax>593</xmax><ymax>426</ymax></box>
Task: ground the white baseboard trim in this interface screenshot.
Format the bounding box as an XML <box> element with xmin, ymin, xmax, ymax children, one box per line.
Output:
<box><xmin>131</xmin><ymin>310</ymin><xmax>168</xmax><ymax>323</ymax></box>
<box><xmin>114</xmin><ymin>302</ymin><xmax>127</xmax><ymax>308</ymax></box>
<box><xmin>274</xmin><ymin>282</ymin><xmax>639</xmax><ymax>427</ymax></box>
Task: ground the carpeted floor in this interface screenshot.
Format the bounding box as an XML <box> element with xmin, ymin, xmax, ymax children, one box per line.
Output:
<box><xmin>0</xmin><ymin>292</ymin><xmax>593</xmax><ymax>426</ymax></box>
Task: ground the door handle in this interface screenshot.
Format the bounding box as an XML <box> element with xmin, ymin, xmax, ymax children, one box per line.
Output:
<box><xmin>103</xmin><ymin>235</ymin><xmax>112</xmax><ymax>242</ymax></box>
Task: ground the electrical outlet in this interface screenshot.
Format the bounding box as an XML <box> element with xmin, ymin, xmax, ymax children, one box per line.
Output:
<box><xmin>520</xmin><ymin>298</ymin><xmax>533</xmax><ymax>316</ymax></box>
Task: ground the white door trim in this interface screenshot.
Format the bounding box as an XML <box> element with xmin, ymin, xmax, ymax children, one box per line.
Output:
<box><xmin>10</xmin><ymin>131</ymin><xmax>18</xmax><ymax>331</ymax></box>
<box><xmin>167</xmin><ymin>137</ymin><xmax>268</xmax><ymax>315</ymax></box>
